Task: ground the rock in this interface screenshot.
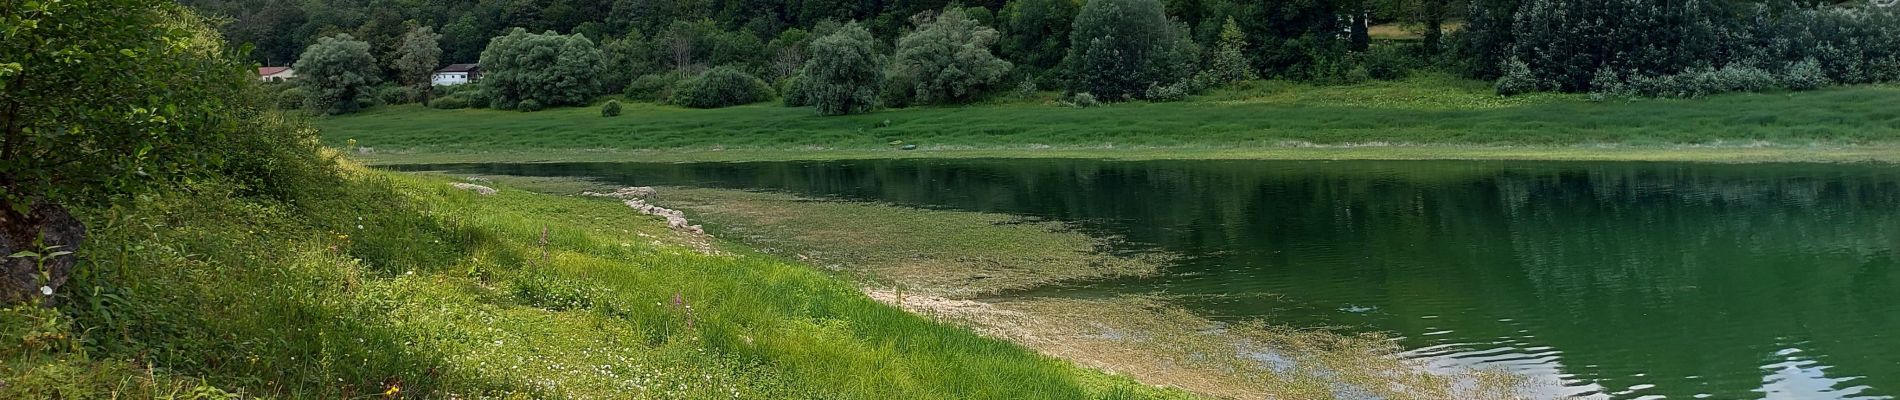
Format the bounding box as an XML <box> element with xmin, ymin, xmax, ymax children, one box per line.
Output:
<box><xmin>1</xmin><ymin>201</ymin><xmax>85</xmax><ymax>306</ymax></box>
<box><xmin>622</xmin><ymin>197</ymin><xmax>706</xmax><ymax>235</ymax></box>
<box><xmin>449</xmin><ymin>182</ymin><xmax>498</xmax><ymax>196</ymax></box>
<box><xmin>901</xmin><ymin>144</ymin><xmax>918</xmax><ymax>150</ymax></box>
<box><xmin>582</xmin><ymin>186</ymin><xmax>657</xmax><ymax>199</ymax></box>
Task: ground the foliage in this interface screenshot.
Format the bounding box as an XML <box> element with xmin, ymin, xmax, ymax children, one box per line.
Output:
<box><xmin>887</xmin><ymin>7</ymin><xmax>1015</xmax><ymax>105</ymax></box>
<box><xmin>1495</xmin><ymin>58</ymin><xmax>1546</xmax><ymax>96</ymax></box>
<box><xmin>1000</xmin><ymin>0</ymin><xmax>1081</xmax><ymax>83</ymax></box>
<box><xmin>374</xmin><ymin>84</ymin><xmax>413</xmax><ymax>105</ymax></box>
<box><xmin>781</xmin><ymin>74</ymin><xmax>813</xmax><ymax>106</ymax></box>
<box><xmin>1477</xmin><ymin>0</ymin><xmax>1900</xmax><ymax>93</ymax></box>
<box><xmin>601</xmin><ymin>99</ymin><xmax>624</xmax><ymax>116</ymax></box>
<box><xmin>600</xmin><ymin>30</ymin><xmax>661</xmax><ymax>94</ymax></box>
<box><xmin>803</xmin><ymin>23</ymin><xmax>885</xmax><ymax>115</ymax></box>
<box><xmin>295</xmin><ymin>34</ymin><xmax>382</xmax><ymax>114</ymax></box>
<box><xmin>429</xmin><ymin>95</ymin><xmax>472</xmax><ymax>109</ymax></box>
<box><xmin>1782</xmin><ymin>58</ymin><xmax>1830</xmax><ymax>91</ymax></box>
<box><xmin>1067</xmin><ymin>0</ymin><xmax>1199</xmax><ymax>101</ymax></box>
<box><xmin>392</xmin><ymin>26</ymin><xmax>442</xmax><ymax>102</ymax></box>
<box><xmin>479</xmin><ymin>28</ymin><xmax>604</xmax><ymax>110</ymax></box>
<box><xmin>1201</xmin><ymin>17</ymin><xmax>1257</xmax><ymax>86</ymax></box>
<box><xmin>626</xmin><ymin>73</ymin><xmax>684</xmax><ymax>102</ymax></box>
<box><xmin>277</xmin><ymin>87</ymin><xmax>310</xmax><ymax>110</ymax></box>
<box><xmin>669</xmin><ymin>66</ymin><xmax>773</xmax><ymax>108</ymax></box>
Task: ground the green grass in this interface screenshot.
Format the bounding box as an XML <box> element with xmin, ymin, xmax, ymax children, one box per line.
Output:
<box><xmin>319</xmin><ymin>74</ymin><xmax>1900</xmax><ymax>164</ymax></box>
<box><xmin>1</xmin><ymin>161</ymin><xmax>1192</xmax><ymax>399</ymax></box>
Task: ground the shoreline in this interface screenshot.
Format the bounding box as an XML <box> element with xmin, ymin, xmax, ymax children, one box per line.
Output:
<box><xmin>346</xmin><ymin>143</ymin><xmax>1900</xmax><ymax>165</ymax></box>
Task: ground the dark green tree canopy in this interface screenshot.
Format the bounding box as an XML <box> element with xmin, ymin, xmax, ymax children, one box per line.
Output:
<box><xmin>294</xmin><ymin>33</ymin><xmax>381</xmax><ymax>114</ymax></box>
<box><xmin>888</xmin><ymin>7</ymin><xmax>1014</xmax><ymax>105</ymax></box>
<box><xmin>803</xmin><ymin>23</ymin><xmax>884</xmax><ymax>115</ymax></box>
<box><xmin>1067</xmin><ymin>0</ymin><xmax>1198</xmax><ymax>101</ymax></box>
<box><xmin>479</xmin><ymin>28</ymin><xmax>604</xmax><ymax>110</ymax></box>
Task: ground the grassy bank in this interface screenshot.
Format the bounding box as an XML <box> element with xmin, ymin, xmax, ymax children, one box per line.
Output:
<box><xmin>1</xmin><ymin>162</ymin><xmax>1189</xmax><ymax>399</ymax></box>
<box><xmin>319</xmin><ymin>75</ymin><xmax>1900</xmax><ymax>164</ymax></box>
<box><xmin>561</xmin><ymin>184</ymin><xmax>1530</xmax><ymax>399</ymax></box>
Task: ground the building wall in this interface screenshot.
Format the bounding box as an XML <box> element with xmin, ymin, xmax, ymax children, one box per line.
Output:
<box><xmin>432</xmin><ymin>72</ymin><xmax>472</xmax><ymax>86</ymax></box>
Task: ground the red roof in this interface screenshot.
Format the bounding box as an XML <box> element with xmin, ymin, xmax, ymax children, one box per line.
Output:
<box><xmin>258</xmin><ymin>66</ymin><xmax>292</xmax><ymax>76</ymax></box>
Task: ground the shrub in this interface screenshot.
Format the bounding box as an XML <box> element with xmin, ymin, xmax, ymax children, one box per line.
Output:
<box><xmin>886</xmin><ymin>6</ymin><xmax>1014</xmax><ymax>105</ymax></box>
<box><xmin>1360</xmin><ymin>46</ymin><xmax>1416</xmax><ymax>81</ymax></box>
<box><xmin>1067</xmin><ymin>0</ymin><xmax>1198</xmax><ymax>101</ymax></box>
<box><xmin>601</xmin><ymin>100</ymin><xmax>624</xmax><ymax>116</ymax></box>
<box><xmin>781</xmin><ymin>74</ymin><xmax>813</xmax><ymax>107</ymax></box>
<box><xmin>1202</xmin><ymin>17</ymin><xmax>1256</xmax><ymax>86</ymax></box>
<box><xmin>518</xmin><ymin>99</ymin><xmax>544</xmax><ymax>112</ymax></box>
<box><xmin>1016</xmin><ymin>79</ymin><xmax>1037</xmax><ymax>98</ymax></box>
<box><xmin>1495</xmin><ymin>58</ymin><xmax>1545</xmax><ymax>96</ymax></box>
<box><xmin>1783</xmin><ymin>58</ymin><xmax>1830</xmax><ymax>91</ymax></box>
<box><xmin>626</xmin><ymin>73</ymin><xmax>681</xmax><ymax>102</ymax></box>
<box><xmin>375</xmin><ymin>85</ymin><xmax>411</xmax><ymax>105</ymax></box>
<box><xmin>429</xmin><ymin>95</ymin><xmax>471</xmax><ymax>109</ymax></box>
<box><xmin>804</xmin><ymin>23</ymin><xmax>885</xmax><ymax>115</ymax></box>
<box><xmin>1143</xmin><ymin>81</ymin><xmax>1191</xmax><ymax>102</ymax></box>
<box><xmin>276</xmin><ymin>87</ymin><xmax>309</xmax><ymax>110</ymax></box>
<box><xmin>1062</xmin><ymin>92</ymin><xmax>1101</xmax><ymax>107</ymax></box>
<box><xmin>669</xmin><ymin>66</ymin><xmax>772</xmax><ymax>108</ymax></box>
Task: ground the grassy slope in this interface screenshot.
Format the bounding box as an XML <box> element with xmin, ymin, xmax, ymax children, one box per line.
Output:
<box><xmin>0</xmin><ymin>162</ymin><xmax>1188</xmax><ymax>399</ymax></box>
<box><xmin>320</xmin><ymin>75</ymin><xmax>1900</xmax><ymax>164</ymax></box>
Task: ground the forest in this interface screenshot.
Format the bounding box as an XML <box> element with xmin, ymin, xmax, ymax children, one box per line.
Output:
<box><xmin>204</xmin><ymin>0</ymin><xmax>1900</xmax><ymax>114</ymax></box>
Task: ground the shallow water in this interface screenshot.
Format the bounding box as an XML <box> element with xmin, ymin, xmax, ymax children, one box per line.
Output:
<box><xmin>397</xmin><ymin>159</ymin><xmax>1900</xmax><ymax>399</ymax></box>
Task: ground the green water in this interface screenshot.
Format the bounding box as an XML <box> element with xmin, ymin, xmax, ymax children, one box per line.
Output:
<box><xmin>401</xmin><ymin>159</ymin><xmax>1900</xmax><ymax>399</ymax></box>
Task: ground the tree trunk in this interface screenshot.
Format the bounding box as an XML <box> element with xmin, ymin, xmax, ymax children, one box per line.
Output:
<box><xmin>1423</xmin><ymin>0</ymin><xmax>1446</xmax><ymax>55</ymax></box>
<box><xmin>1350</xmin><ymin>12</ymin><xmax>1371</xmax><ymax>52</ymax></box>
<box><xmin>0</xmin><ymin>199</ymin><xmax>86</xmax><ymax>306</ymax></box>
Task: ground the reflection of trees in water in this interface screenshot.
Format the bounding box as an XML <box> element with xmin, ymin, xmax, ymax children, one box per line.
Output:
<box><xmin>412</xmin><ymin>160</ymin><xmax>1900</xmax><ymax>398</ymax></box>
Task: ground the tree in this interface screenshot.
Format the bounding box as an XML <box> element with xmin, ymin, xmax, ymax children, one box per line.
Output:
<box><xmin>669</xmin><ymin>66</ymin><xmax>772</xmax><ymax>108</ymax></box>
<box><xmin>602</xmin><ymin>30</ymin><xmax>661</xmax><ymax>94</ymax></box>
<box><xmin>295</xmin><ymin>33</ymin><xmax>382</xmax><ymax>114</ymax></box>
<box><xmin>1067</xmin><ymin>0</ymin><xmax>1198</xmax><ymax>101</ymax></box>
<box><xmin>392</xmin><ymin>26</ymin><xmax>442</xmax><ymax>102</ymax></box>
<box><xmin>767</xmin><ymin>28</ymin><xmax>814</xmax><ymax>80</ymax></box>
<box><xmin>803</xmin><ymin>23</ymin><xmax>884</xmax><ymax>115</ymax></box>
<box><xmin>479</xmin><ymin>28</ymin><xmax>604</xmax><ymax>110</ymax></box>
<box><xmin>1203</xmin><ymin>17</ymin><xmax>1256</xmax><ymax>84</ymax></box>
<box><xmin>0</xmin><ymin>0</ymin><xmax>285</xmax><ymax>304</ymax></box>
<box><xmin>888</xmin><ymin>7</ymin><xmax>1014</xmax><ymax>105</ymax></box>
<box><xmin>1000</xmin><ymin>0</ymin><xmax>1080</xmax><ymax>82</ymax></box>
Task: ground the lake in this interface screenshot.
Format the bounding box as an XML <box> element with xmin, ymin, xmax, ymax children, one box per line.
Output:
<box><xmin>397</xmin><ymin>159</ymin><xmax>1900</xmax><ymax>400</ymax></box>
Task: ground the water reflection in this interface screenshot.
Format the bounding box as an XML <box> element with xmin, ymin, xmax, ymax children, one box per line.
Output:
<box><xmin>394</xmin><ymin>159</ymin><xmax>1900</xmax><ymax>399</ymax></box>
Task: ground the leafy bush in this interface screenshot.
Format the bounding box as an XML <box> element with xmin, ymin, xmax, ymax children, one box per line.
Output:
<box><xmin>804</xmin><ymin>23</ymin><xmax>885</xmax><ymax>115</ymax></box>
<box><xmin>1061</xmin><ymin>92</ymin><xmax>1101</xmax><ymax>107</ymax></box>
<box><xmin>294</xmin><ymin>34</ymin><xmax>381</xmax><ymax>114</ymax></box>
<box><xmin>375</xmin><ymin>85</ymin><xmax>411</xmax><ymax>105</ymax></box>
<box><xmin>480</xmin><ymin>28</ymin><xmax>603</xmax><ymax>110</ymax></box>
<box><xmin>1782</xmin><ymin>58</ymin><xmax>1830</xmax><ymax>91</ymax></box>
<box><xmin>1016</xmin><ymin>79</ymin><xmax>1037</xmax><ymax>98</ymax></box>
<box><xmin>601</xmin><ymin>100</ymin><xmax>624</xmax><ymax>116</ymax></box>
<box><xmin>626</xmin><ymin>73</ymin><xmax>682</xmax><ymax>102</ymax></box>
<box><xmin>1143</xmin><ymin>81</ymin><xmax>1191</xmax><ymax>102</ymax></box>
<box><xmin>885</xmin><ymin>7</ymin><xmax>1014</xmax><ymax>105</ymax></box>
<box><xmin>1495</xmin><ymin>58</ymin><xmax>1546</xmax><ymax>96</ymax></box>
<box><xmin>669</xmin><ymin>66</ymin><xmax>772</xmax><ymax>108</ymax></box>
<box><xmin>276</xmin><ymin>87</ymin><xmax>309</xmax><ymax>110</ymax></box>
<box><xmin>1360</xmin><ymin>46</ymin><xmax>1417</xmax><ymax>81</ymax></box>
<box><xmin>781</xmin><ymin>74</ymin><xmax>813</xmax><ymax>107</ymax></box>
<box><xmin>1067</xmin><ymin>0</ymin><xmax>1199</xmax><ymax>101</ymax></box>
<box><xmin>519</xmin><ymin>99</ymin><xmax>544</xmax><ymax>112</ymax></box>
<box><xmin>429</xmin><ymin>95</ymin><xmax>471</xmax><ymax>109</ymax></box>
<box><xmin>1595</xmin><ymin>64</ymin><xmax>1780</xmax><ymax>99</ymax></box>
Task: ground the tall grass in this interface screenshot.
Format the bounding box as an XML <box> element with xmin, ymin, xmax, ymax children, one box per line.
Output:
<box><xmin>318</xmin><ymin>75</ymin><xmax>1900</xmax><ymax>158</ymax></box>
<box><xmin>1</xmin><ymin>163</ymin><xmax>1190</xmax><ymax>399</ymax></box>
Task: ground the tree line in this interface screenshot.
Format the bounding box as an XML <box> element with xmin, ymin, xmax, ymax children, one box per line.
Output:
<box><xmin>246</xmin><ymin>0</ymin><xmax>1900</xmax><ymax>115</ymax></box>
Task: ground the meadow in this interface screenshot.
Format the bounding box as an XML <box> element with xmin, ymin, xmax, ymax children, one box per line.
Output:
<box><xmin>319</xmin><ymin>75</ymin><xmax>1900</xmax><ymax>164</ymax></box>
<box><xmin>1</xmin><ymin>160</ymin><xmax>1191</xmax><ymax>399</ymax></box>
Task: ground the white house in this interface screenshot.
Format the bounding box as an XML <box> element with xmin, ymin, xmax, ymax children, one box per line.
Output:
<box><xmin>432</xmin><ymin>64</ymin><xmax>480</xmax><ymax>86</ymax></box>
<box><xmin>258</xmin><ymin>66</ymin><xmax>296</xmax><ymax>82</ymax></box>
